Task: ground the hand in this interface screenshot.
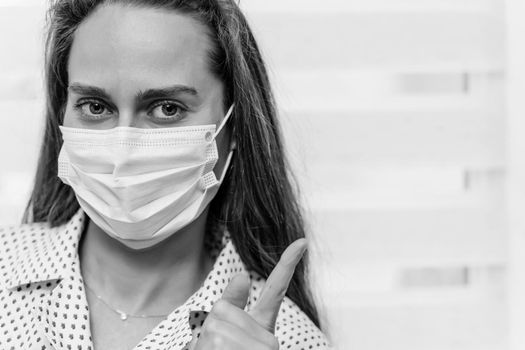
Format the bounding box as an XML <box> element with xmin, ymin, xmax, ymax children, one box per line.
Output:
<box><xmin>191</xmin><ymin>238</ymin><xmax>308</xmax><ymax>350</ymax></box>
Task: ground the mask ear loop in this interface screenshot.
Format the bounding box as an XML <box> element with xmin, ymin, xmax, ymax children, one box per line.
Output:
<box><xmin>213</xmin><ymin>104</ymin><xmax>236</xmax><ymax>184</ymax></box>
<box><xmin>219</xmin><ymin>148</ymin><xmax>234</xmax><ymax>184</ymax></box>
<box><xmin>213</xmin><ymin>104</ymin><xmax>235</xmax><ymax>140</ymax></box>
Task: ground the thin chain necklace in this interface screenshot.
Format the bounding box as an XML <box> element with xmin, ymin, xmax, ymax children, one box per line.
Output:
<box><xmin>83</xmin><ymin>280</ymin><xmax>170</xmax><ymax>321</ymax></box>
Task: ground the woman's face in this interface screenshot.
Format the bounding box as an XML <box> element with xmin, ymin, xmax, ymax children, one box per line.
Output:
<box><xmin>63</xmin><ymin>3</ymin><xmax>231</xmax><ymax>173</ymax></box>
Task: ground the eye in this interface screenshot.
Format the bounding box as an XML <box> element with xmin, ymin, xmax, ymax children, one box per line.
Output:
<box><xmin>148</xmin><ymin>101</ymin><xmax>186</xmax><ymax>123</ymax></box>
<box><xmin>73</xmin><ymin>99</ymin><xmax>113</xmax><ymax>120</ymax></box>
<box><xmin>86</xmin><ymin>103</ymin><xmax>106</xmax><ymax>115</ymax></box>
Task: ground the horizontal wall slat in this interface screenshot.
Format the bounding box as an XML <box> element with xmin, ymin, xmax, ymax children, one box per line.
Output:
<box><xmin>272</xmin><ymin>71</ymin><xmax>504</xmax><ymax>112</ymax></box>
<box><xmin>281</xmin><ymin>111</ymin><xmax>505</xmax><ymax>167</ymax></box>
<box><xmin>312</xmin><ymin>208</ymin><xmax>506</xmax><ymax>263</ymax></box>
<box><xmin>329</xmin><ymin>302</ymin><xmax>505</xmax><ymax>350</ymax></box>
<box><xmin>298</xmin><ymin>165</ymin><xmax>504</xmax><ymax>211</ymax></box>
<box><xmin>248</xmin><ymin>12</ymin><xmax>504</xmax><ymax>70</ymax></box>
<box><xmin>241</xmin><ymin>0</ymin><xmax>501</xmax><ymax>14</ymax></box>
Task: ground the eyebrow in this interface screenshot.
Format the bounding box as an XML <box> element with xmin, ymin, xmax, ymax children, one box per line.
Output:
<box><xmin>68</xmin><ymin>83</ymin><xmax>199</xmax><ymax>103</ymax></box>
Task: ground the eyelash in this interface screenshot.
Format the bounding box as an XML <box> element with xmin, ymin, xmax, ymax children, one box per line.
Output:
<box><xmin>73</xmin><ymin>98</ymin><xmax>113</xmax><ymax>121</ymax></box>
<box><xmin>147</xmin><ymin>100</ymin><xmax>187</xmax><ymax>123</ymax></box>
<box><xmin>72</xmin><ymin>98</ymin><xmax>188</xmax><ymax>123</ymax></box>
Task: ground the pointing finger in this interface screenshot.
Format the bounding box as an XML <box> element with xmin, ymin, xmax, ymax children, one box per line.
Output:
<box><xmin>250</xmin><ymin>238</ymin><xmax>308</xmax><ymax>333</ymax></box>
<box><xmin>219</xmin><ymin>272</ymin><xmax>251</xmax><ymax>310</ymax></box>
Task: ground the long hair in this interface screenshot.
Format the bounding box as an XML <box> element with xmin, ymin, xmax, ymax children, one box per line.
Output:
<box><xmin>23</xmin><ymin>0</ymin><xmax>322</xmax><ymax>328</ymax></box>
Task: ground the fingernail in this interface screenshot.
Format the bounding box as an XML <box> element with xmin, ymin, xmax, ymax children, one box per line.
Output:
<box><xmin>295</xmin><ymin>239</ymin><xmax>308</xmax><ymax>262</ymax></box>
<box><xmin>298</xmin><ymin>238</ymin><xmax>308</xmax><ymax>252</ymax></box>
<box><xmin>282</xmin><ymin>239</ymin><xmax>308</xmax><ymax>265</ymax></box>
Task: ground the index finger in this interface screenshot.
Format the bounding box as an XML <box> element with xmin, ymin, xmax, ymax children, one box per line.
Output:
<box><xmin>249</xmin><ymin>238</ymin><xmax>308</xmax><ymax>333</ymax></box>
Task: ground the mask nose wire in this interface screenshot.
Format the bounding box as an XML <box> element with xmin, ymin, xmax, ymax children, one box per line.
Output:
<box><xmin>212</xmin><ymin>104</ymin><xmax>235</xmax><ymax>140</ymax></box>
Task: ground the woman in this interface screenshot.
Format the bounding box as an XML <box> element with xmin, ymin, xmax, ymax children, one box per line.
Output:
<box><xmin>0</xmin><ymin>0</ymin><xmax>329</xmax><ymax>349</ymax></box>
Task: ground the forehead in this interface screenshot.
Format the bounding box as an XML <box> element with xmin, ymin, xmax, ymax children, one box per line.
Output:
<box><xmin>68</xmin><ymin>3</ymin><xmax>215</xmax><ymax>91</ymax></box>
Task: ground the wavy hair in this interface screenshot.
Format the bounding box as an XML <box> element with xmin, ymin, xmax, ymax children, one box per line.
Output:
<box><xmin>23</xmin><ymin>0</ymin><xmax>322</xmax><ymax>328</ymax></box>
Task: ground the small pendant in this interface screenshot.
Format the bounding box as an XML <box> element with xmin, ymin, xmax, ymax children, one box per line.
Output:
<box><xmin>118</xmin><ymin>310</ymin><xmax>128</xmax><ymax>321</ymax></box>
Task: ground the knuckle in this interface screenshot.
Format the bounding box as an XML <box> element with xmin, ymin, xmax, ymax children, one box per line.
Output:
<box><xmin>268</xmin><ymin>283</ymin><xmax>287</xmax><ymax>300</ymax></box>
<box><xmin>203</xmin><ymin>316</ymin><xmax>220</xmax><ymax>333</ymax></box>
<box><xmin>277</xmin><ymin>286</ymin><xmax>287</xmax><ymax>299</ymax></box>
<box><xmin>211</xmin><ymin>299</ymin><xmax>229</xmax><ymax>315</ymax></box>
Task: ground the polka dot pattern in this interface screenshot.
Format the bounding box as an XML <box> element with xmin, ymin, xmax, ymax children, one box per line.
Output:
<box><xmin>0</xmin><ymin>209</ymin><xmax>330</xmax><ymax>349</ymax></box>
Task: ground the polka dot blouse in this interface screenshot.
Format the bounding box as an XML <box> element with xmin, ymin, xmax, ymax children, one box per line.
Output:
<box><xmin>0</xmin><ymin>209</ymin><xmax>330</xmax><ymax>349</ymax></box>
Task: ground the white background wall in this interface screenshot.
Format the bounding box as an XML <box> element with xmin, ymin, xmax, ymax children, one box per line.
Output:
<box><xmin>0</xmin><ymin>1</ymin><xmax>511</xmax><ymax>349</ymax></box>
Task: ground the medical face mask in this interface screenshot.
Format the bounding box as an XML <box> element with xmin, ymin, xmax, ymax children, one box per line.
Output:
<box><xmin>57</xmin><ymin>105</ymin><xmax>235</xmax><ymax>249</ymax></box>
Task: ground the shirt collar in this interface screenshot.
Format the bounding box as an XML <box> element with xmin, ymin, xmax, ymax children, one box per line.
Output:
<box><xmin>185</xmin><ymin>232</ymin><xmax>247</xmax><ymax>313</ymax></box>
<box><xmin>2</xmin><ymin>208</ymin><xmax>85</xmax><ymax>290</ymax></box>
<box><xmin>2</xmin><ymin>208</ymin><xmax>249</xmax><ymax>315</ymax></box>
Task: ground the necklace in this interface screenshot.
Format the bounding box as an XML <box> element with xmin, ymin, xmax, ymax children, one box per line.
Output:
<box><xmin>83</xmin><ymin>281</ymin><xmax>170</xmax><ymax>321</ymax></box>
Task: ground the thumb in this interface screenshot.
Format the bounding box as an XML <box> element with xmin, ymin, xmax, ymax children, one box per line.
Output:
<box><xmin>220</xmin><ymin>272</ymin><xmax>251</xmax><ymax>310</ymax></box>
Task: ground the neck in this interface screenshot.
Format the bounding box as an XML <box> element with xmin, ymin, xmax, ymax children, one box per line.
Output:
<box><xmin>79</xmin><ymin>210</ymin><xmax>213</xmax><ymax>316</ymax></box>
